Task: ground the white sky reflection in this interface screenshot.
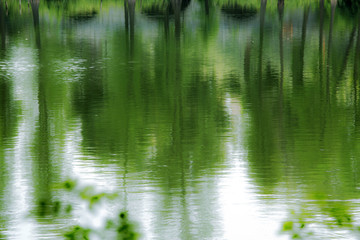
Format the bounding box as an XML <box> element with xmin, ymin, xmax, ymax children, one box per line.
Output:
<box><xmin>4</xmin><ymin>46</ymin><xmax>38</xmax><ymax>240</ymax></box>
<box><xmin>220</xmin><ymin>96</ymin><xmax>288</xmax><ymax>240</ymax></box>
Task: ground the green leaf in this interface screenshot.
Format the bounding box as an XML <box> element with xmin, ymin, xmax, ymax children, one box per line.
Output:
<box><xmin>283</xmin><ymin>221</ymin><xmax>293</xmax><ymax>231</ymax></box>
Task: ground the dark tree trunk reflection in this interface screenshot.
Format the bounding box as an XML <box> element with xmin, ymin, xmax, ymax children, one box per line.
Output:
<box><xmin>0</xmin><ymin>0</ymin><xmax>6</xmax><ymax>51</ymax></box>
<box><xmin>292</xmin><ymin>5</ymin><xmax>309</xmax><ymax>89</ymax></box>
<box><xmin>326</xmin><ymin>0</ymin><xmax>337</xmax><ymax>103</ymax></box>
<box><xmin>205</xmin><ymin>0</ymin><xmax>209</xmax><ymax>15</ymax></box>
<box><xmin>124</xmin><ymin>0</ymin><xmax>136</xmax><ymax>57</ymax></box>
<box><xmin>172</xmin><ymin>0</ymin><xmax>182</xmax><ymax>39</ymax></box>
<box><xmin>124</xmin><ymin>0</ymin><xmax>129</xmax><ymax>32</ymax></box>
<box><xmin>129</xmin><ymin>0</ymin><xmax>135</xmax><ymax>56</ymax></box>
<box><xmin>319</xmin><ymin>0</ymin><xmax>324</xmax><ymax>91</ymax></box>
<box><xmin>31</xmin><ymin>0</ymin><xmax>40</xmax><ymax>49</ymax></box>
<box><xmin>278</xmin><ymin>0</ymin><xmax>284</xmax><ymax>87</ymax></box>
<box><xmin>31</xmin><ymin>0</ymin><xmax>53</xmax><ymax>217</ymax></box>
<box><xmin>259</xmin><ymin>0</ymin><xmax>267</xmax><ymax>83</ymax></box>
<box><xmin>354</xmin><ymin>16</ymin><xmax>360</xmax><ymax>132</ymax></box>
<box><xmin>334</xmin><ymin>26</ymin><xmax>356</xmax><ymax>92</ymax></box>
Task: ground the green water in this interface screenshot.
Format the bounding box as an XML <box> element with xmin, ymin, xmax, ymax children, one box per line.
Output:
<box><xmin>1</xmin><ymin>0</ymin><xmax>360</xmax><ymax>239</ymax></box>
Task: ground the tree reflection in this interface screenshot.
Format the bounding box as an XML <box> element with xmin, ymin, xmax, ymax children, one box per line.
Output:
<box><xmin>72</xmin><ymin>1</ymin><xmax>228</xmax><ymax>238</ymax></box>
<box><xmin>319</xmin><ymin>0</ymin><xmax>325</xmax><ymax>99</ymax></box>
<box><xmin>0</xmin><ymin>0</ymin><xmax>17</xmax><ymax>235</ymax></box>
<box><xmin>30</xmin><ymin>0</ymin><xmax>54</xmax><ymax>216</ymax></box>
<box><xmin>292</xmin><ymin>5</ymin><xmax>309</xmax><ymax>89</ymax></box>
<box><xmin>30</xmin><ymin>0</ymin><xmax>74</xmax><ymax>219</ymax></box>
<box><xmin>354</xmin><ymin>16</ymin><xmax>360</xmax><ymax>133</ymax></box>
<box><xmin>2</xmin><ymin>0</ymin><xmax>360</xmax><ymax>238</ymax></box>
<box><xmin>0</xmin><ymin>0</ymin><xmax>6</xmax><ymax>50</ymax></box>
<box><xmin>278</xmin><ymin>0</ymin><xmax>284</xmax><ymax>86</ymax></box>
<box><xmin>230</xmin><ymin>1</ymin><xmax>360</xmax><ymax>235</ymax></box>
<box><xmin>128</xmin><ymin>0</ymin><xmax>136</xmax><ymax>54</ymax></box>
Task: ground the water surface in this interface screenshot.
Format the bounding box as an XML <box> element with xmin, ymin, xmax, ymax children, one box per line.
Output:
<box><xmin>1</xmin><ymin>0</ymin><xmax>360</xmax><ymax>239</ymax></box>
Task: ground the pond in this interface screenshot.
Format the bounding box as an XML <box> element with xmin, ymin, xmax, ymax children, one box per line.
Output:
<box><xmin>1</xmin><ymin>0</ymin><xmax>360</xmax><ymax>239</ymax></box>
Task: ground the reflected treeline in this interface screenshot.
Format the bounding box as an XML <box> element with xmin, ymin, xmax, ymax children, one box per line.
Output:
<box><xmin>224</xmin><ymin>0</ymin><xmax>360</xmax><ymax>231</ymax></box>
<box><xmin>226</xmin><ymin>0</ymin><xmax>360</xmax><ymax>192</ymax></box>
<box><xmin>2</xmin><ymin>0</ymin><xmax>360</xmax><ymax>238</ymax></box>
<box><xmin>76</xmin><ymin>0</ymin><xmax>229</xmax><ymax>184</ymax></box>
<box><xmin>0</xmin><ymin>0</ymin><xmax>33</xmax><ymax>33</ymax></box>
<box><xmin>70</xmin><ymin>4</ymin><xmax>228</xmax><ymax>237</ymax></box>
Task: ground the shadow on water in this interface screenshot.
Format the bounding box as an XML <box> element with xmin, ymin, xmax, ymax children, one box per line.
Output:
<box><xmin>220</xmin><ymin>3</ymin><xmax>257</xmax><ymax>20</ymax></box>
<box><xmin>141</xmin><ymin>0</ymin><xmax>191</xmax><ymax>18</ymax></box>
<box><xmin>68</xmin><ymin>9</ymin><xmax>98</xmax><ymax>21</ymax></box>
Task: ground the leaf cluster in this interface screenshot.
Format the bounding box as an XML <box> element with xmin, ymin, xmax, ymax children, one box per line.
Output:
<box><xmin>60</xmin><ymin>179</ymin><xmax>139</xmax><ymax>240</ymax></box>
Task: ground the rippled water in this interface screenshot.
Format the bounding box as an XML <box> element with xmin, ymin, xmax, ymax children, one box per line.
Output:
<box><xmin>1</xmin><ymin>0</ymin><xmax>360</xmax><ymax>239</ymax></box>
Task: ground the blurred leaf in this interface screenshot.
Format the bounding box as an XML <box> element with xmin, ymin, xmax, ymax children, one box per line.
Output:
<box><xmin>283</xmin><ymin>221</ymin><xmax>294</xmax><ymax>231</ymax></box>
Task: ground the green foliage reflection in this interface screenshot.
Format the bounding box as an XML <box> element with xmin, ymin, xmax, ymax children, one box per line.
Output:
<box><xmin>61</xmin><ymin>179</ymin><xmax>138</xmax><ymax>240</ymax></box>
<box><xmin>281</xmin><ymin>205</ymin><xmax>360</xmax><ymax>239</ymax></box>
<box><xmin>1</xmin><ymin>0</ymin><xmax>360</xmax><ymax>238</ymax></box>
